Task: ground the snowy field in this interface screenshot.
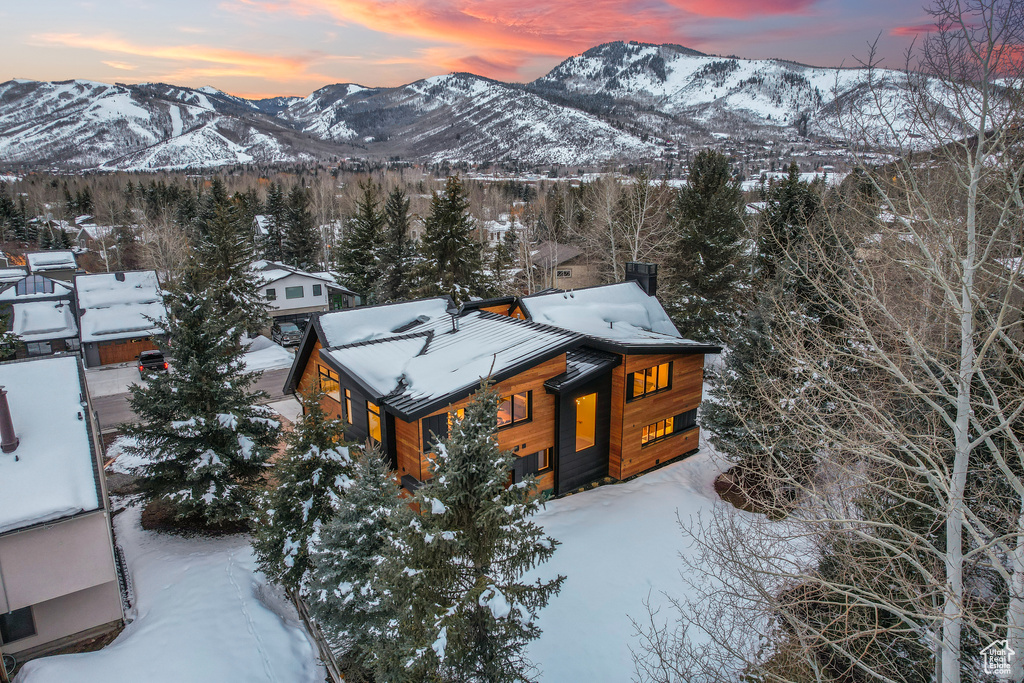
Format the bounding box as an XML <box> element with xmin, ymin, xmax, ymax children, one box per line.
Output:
<box><xmin>20</xmin><ymin>439</ymin><xmax>735</xmax><ymax>682</ymax></box>
<box><xmin>16</xmin><ymin>506</ymin><xmax>323</xmax><ymax>683</ymax></box>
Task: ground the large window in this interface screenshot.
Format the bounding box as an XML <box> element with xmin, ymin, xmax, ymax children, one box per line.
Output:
<box><xmin>285</xmin><ymin>286</ymin><xmax>304</xmax><ymax>299</ymax></box>
<box><xmin>628</xmin><ymin>362</ymin><xmax>672</xmax><ymax>401</ymax></box>
<box><xmin>575</xmin><ymin>392</ymin><xmax>597</xmax><ymax>451</ymax></box>
<box><xmin>497</xmin><ymin>391</ymin><xmax>530</xmax><ymax>428</ymax></box>
<box><xmin>318</xmin><ymin>366</ymin><xmax>341</xmax><ymax>403</ymax></box>
<box><xmin>265</xmin><ymin>288</ymin><xmax>277</xmax><ymax>301</ymax></box>
<box><xmin>0</xmin><ymin>606</ymin><xmax>35</xmax><ymax>643</ymax></box>
<box><xmin>368</xmin><ymin>401</ymin><xmax>381</xmax><ymax>443</ymax></box>
<box><xmin>16</xmin><ymin>275</ymin><xmax>54</xmax><ymax>296</ymax></box>
<box><xmin>25</xmin><ymin>341</ymin><xmax>52</xmax><ymax>357</ymax></box>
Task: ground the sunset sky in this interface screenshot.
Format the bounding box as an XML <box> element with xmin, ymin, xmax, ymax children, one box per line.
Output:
<box><xmin>3</xmin><ymin>1</ymin><xmax>933</xmax><ymax>99</ymax></box>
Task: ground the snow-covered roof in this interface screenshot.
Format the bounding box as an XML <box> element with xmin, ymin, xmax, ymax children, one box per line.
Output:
<box><xmin>0</xmin><ymin>267</ymin><xmax>28</xmax><ymax>284</ymax></box>
<box><xmin>76</xmin><ymin>270</ymin><xmax>166</xmax><ymax>343</ymax></box>
<box><xmin>520</xmin><ymin>282</ymin><xmax>708</xmax><ymax>349</ymax></box>
<box><xmin>531</xmin><ymin>241</ymin><xmax>584</xmax><ymax>266</ymax></box>
<box><xmin>317</xmin><ymin>297</ymin><xmax>452</xmax><ymax>348</ymax></box>
<box><xmin>12</xmin><ymin>300</ymin><xmax>78</xmax><ymax>341</ymax></box>
<box><xmin>0</xmin><ymin>276</ymin><xmax>74</xmax><ymax>301</ymax></box>
<box><xmin>27</xmin><ymin>250</ymin><xmax>77</xmax><ymax>272</ymax></box>
<box><xmin>252</xmin><ymin>260</ymin><xmax>337</xmax><ymax>287</ymax></box>
<box><xmin>321</xmin><ymin>309</ymin><xmax>579</xmax><ymax>417</ymax></box>
<box><xmin>0</xmin><ymin>355</ymin><xmax>101</xmax><ymax>534</ymax></box>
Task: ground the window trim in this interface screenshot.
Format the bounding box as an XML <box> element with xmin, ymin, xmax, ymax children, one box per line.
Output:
<box><xmin>265</xmin><ymin>287</ymin><xmax>277</xmax><ymax>301</ymax></box>
<box><xmin>627</xmin><ymin>362</ymin><xmax>673</xmax><ymax>402</ymax></box>
<box><xmin>312</xmin><ymin>283</ymin><xmax>322</xmax><ymax>297</ymax></box>
<box><xmin>285</xmin><ymin>285</ymin><xmax>304</xmax><ymax>300</ymax></box>
<box><xmin>318</xmin><ymin>365</ymin><xmax>341</xmax><ymax>403</ymax></box>
<box><xmin>496</xmin><ymin>390</ymin><xmax>532</xmax><ymax>430</ymax></box>
<box><xmin>344</xmin><ymin>388</ymin><xmax>353</xmax><ymax>423</ymax></box>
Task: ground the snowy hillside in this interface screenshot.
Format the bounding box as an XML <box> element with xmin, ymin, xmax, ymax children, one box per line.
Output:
<box><xmin>0</xmin><ymin>41</ymin><xmax>985</xmax><ymax>170</ymax></box>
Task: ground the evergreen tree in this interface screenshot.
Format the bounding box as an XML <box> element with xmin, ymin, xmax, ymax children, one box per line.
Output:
<box><xmin>389</xmin><ymin>385</ymin><xmax>564</xmax><ymax>682</ymax></box>
<box><xmin>308</xmin><ymin>445</ymin><xmax>408</xmax><ymax>676</ymax></box>
<box><xmin>196</xmin><ymin>177</ymin><xmax>230</xmax><ymax>236</ymax></box>
<box><xmin>121</xmin><ymin>288</ymin><xmax>279</xmax><ymax>526</ymax></box>
<box><xmin>336</xmin><ymin>180</ymin><xmax>385</xmax><ymax>302</ymax></box>
<box><xmin>192</xmin><ymin>201</ymin><xmax>269</xmax><ymax>339</ymax></box>
<box><xmin>55</xmin><ymin>227</ymin><xmax>72</xmax><ymax>250</ymax></box>
<box><xmin>491</xmin><ymin>222</ymin><xmax>519</xmax><ymax>295</ymax></box>
<box><xmin>111</xmin><ymin>224</ymin><xmax>140</xmax><ymax>270</ymax></box>
<box><xmin>419</xmin><ymin>175</ymin><xmax>483</xmax><ymax>303</ymax></box>
<box><xmin>262</xmin><ymin>182</ymin><xmax>287</xmax><ymax>262</ymax></box>
<box><xmin>38</xmin><ymin>226</ymin><xmax>52</xmax><ymax>250</ymax></box>
<box><xmin>757</xmin><ymin>162</ymin><xmax>820</xmax><ymax>279</ymax></box>
<box><xmin>664</xmin><ymin>149</ymin><xmax>747</xmax><ymax>344</ymax></box>
<box><xmin>283</xmin><ymin>185</ymin><xmax>321</xmax><ymax>270</ymax></box>
<box><xmin>377</xmin><ymin>186</ymin><xmax>416</xmax><ymax>303</ymax></box>
<box><xmin>254</xmin><ymin>383</ymin><xmax>354</xmax><ymax>593</ymax></box>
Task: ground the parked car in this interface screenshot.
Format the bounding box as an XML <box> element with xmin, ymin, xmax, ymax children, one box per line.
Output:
<box><xmin>271</xmin><ymin>321</ymin><xmax>303</xmax><ymax>346</ymax></box>
<box><xmin>137</xmin><ymin>349</ymin><xmax>168</xmax><ymax>373</ymax></box>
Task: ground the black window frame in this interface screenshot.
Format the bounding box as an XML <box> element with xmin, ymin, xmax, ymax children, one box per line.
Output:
<box><xmin>627</xmin><ymin>362</ymin><xmax>673</xmax><ymax>401</ymax></box>
<box><xmin>511</xmin><ymin>447</ymin><xmax>553</xmax><ymax>484</ymax></box>
<box><xmin>0</xmin><ymin>606</ymin><xmax>36</xmax><ymax>644</ymax></box>
<box><xmin>641</xmin><ymin>416</ymin><xmax>676</xmax><ymax>447</ymax></box>
<box><xmin>312</xmin><ymin>283</ymin><xmax>322</xmax><ymax>297</ymax></box>
<box><xmin>367</xmin><ymin>400</ymin><xmax>381</xmax><ymax>443</ymax></box>
<box><xmin>265</xmin><ymin>287</ymin><xmax>277</xmax><ymax>301</ymax></box>
<box><xmin>344</xmin><ymin>388</ymin><xmax>353</xmax><ymax>422</ymax></box>
<box><xmin>318</xmin><ymin>365</ymin><xmax>341</xmax><ymax>403</ymax></box>
<box><xmin>496</xmin><ymin>390</ymin><xmax>532</xmax><ymax>429</ymax></box>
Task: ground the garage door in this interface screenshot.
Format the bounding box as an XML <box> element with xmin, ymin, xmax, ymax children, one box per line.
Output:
<box><xmin>98</xmin><ymin>338</ymin><xmax>159</xmax><ymax>365</ymax></box>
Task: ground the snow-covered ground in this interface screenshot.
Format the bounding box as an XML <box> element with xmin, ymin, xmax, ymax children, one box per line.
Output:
<box><xmin>267</xmin><ymin>397</ymin><xmax>302</xmax><ymax>424</ymax></box>
<box><xmin>85</xmin><ymin>362</ymin><xmax>144</xmax><ymax>398</ymax></box>
<box><xmin>16</xmin><ymin>505</ymin><xmax>323</xmax><ymax>683</ymax></box>
<box><xmin>528</xmin><ymin>442</ymin><xmax>732</xmax><ymax>682</ymax></box>
<box><xmin>243</xmin><ymin>335</ymin><xmax>294</xmax><ymax>372</ymax></box>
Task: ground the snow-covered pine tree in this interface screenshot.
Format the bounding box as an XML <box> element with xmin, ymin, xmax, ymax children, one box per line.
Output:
<box><xmin>307</xmin><ymin>445</ymin><xmax>408</xmax><ymax>676</ymax></box>
<box><xmin>253</xmin><ymin>382</ymin><xmax>354</xmax><ymax>593</ymax></box>
<box><xmin>192</xmin><ymin>200</ymin><xmax>269</xmax><ymax>340</ymax></box>
<box><xmin>757</xmin><ymin>162</ymin><xmax>820</xmax><ymax>280</ymax></box>
<box><xmin>490</xmin><ymin>221</ymin><xmax>519</xmax><ymax>295</ymax></box>
<box><xmin>390</xmin><ymin>384</ymin><xmax>564</xmax><ymax>683</ymax></box>
<box><xmin>418</xmin><ymin>175</ymin><xmax>484</xmax><ymax>303</ymax></box>
<box><xmin>336</xmin><ymin>180</ymin><xmax>384</xmax><ymax>303</ymax></box>
<box><xmin>121</xmin><ymin>288</ymin><xmax>279</xmax><ymax>527</ymax></box>
<box><xmin>664</xmin><ymin>149</ymin><xmax>747</xmax><ymax>344</ymax></box>
<box><xmin>377</xmin><ymin>186</ymin><xmax>417</xmax><ymax>303</ymax></box>
<box><xmin>283</xmin><ymin>185</ymin><xmax>321</xmax><ymax>271</ymax></box>
<box><xmin>262</xmin><ymin>182</ymin><xmax>287</xmax><ymax>262</ymax></box>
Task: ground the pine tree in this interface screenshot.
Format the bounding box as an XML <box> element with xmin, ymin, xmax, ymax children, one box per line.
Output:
<box><xmin>419</xmin><ymin>175</ymin><xmax>483</xmax><ymax>303</ymax></box>
<box><xmin>121</xmin><ymin>288</ymin><xmax>279</xmax><ymax>526</ymax></box>
<box><xmin>283</xmin><ymin>185</ymin><xmax>321</xmax><ymax>270</ymax></box>
<box><xmin>308</xmin><ymin>445</ymin><xmax>408</xmax><ymax>675</ymax></box>
<box><xmin>377</xmin><ymin>186</ymin><xmax>416</xmax><ymax>303</ymax></box>
<box><xmin>336</xmin><ymin>180</ymin><xmax>384</xmax><ymax>302</ymax></box>
<box><xmin>389</xmin><ymin>384</ymin><xmax>564</xmax><ymax>682</ymax></box>
<box><xmin>490</xmin><ymin>222</ymin><xmax>519</xmax><ymax>295</ymax></box>
<box><xmin>192</xmin><ymin>200</ymin><xmax>269</xmax><ymax>339</ymax></box>
<box><xmin>262</xmin><ymin>182</ymin><xmax>287</xmax><ymax>262</ymax></box>
<box><xmin>254</xmin><ymin>383</ymin><xmax>354</xmax><ymax>593</ymax></box>
<box><xmin>665</xmin><ymin>149</ymin><xmax>747</xmax><ymax>344</ymax></box>
<box><xmin>757</xmin><ymin>162</ymin><xmax>820</xmax><ymax>280</ymax></box>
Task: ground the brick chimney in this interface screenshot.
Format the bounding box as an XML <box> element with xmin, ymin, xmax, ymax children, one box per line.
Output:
<box><xmin>0</xmin><ymin>386</ymin><xmax>19</xmax><ymax>453</ymax></box>
<box><xmin>625</xmin><ymin>262</ymin><xmax>658</xmax><ymax>297</ymax></box>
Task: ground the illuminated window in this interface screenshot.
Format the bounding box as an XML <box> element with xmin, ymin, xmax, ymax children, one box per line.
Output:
<box><xmin>641</xmin><ymin>416</ymin><xmax>676</xmax><ymax>446</ymax></box>
<box><xmin>318</xmin><ymin>366</ymin><xmax>341</xmax><ymax>403</ymax></box>
<box><xmin>497</xmin><ymin>391</ymin><xmax>530</xmax><ymax>428</ymax></box>
<box><xmin>344</xmin><ymin>389</ymin><xmax>353</xmax><ymax>422</ymax></box>
<box><xmin>575</xmin><ymin>392</ymin><xmax>597</xmax><ymax>451</ymax></box>
<box><xmin>537</xmin><ymin>448</ymin><xmax>551</xmax><ymax>471</ymax></box>
<box><xmin>368</xmin><ymin>401</ymin><xmax>381</xmax><ymax>443</ymax></box>
<box><xmin>628</xmin><ymin>362</ymin><xmax>672</xmax><ymax>401</ymax></box>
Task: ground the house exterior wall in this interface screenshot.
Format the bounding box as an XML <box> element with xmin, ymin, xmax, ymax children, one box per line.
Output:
<box><xmin>83</xmin><ymin>337</ymin><xmax>159</xmax><ymax>367</ymax></box>
<box><xmin>610</xmin><ymin>353</ymin><xmax>704</xmax><ymax>480</ymax></box>
<box><xmin>263</xmin><ymin>273</ymin><xmax>330</xmax><ymax>315</ymax></box>
<box><xmin>0</xmin><ymin>511</ymin><xmax>123</xmax><ymax>654</ymax></box>
<box><xmin>549</xmin><ymin>258</ymin><xmax>601</xmax><ymax>290</ymax></box>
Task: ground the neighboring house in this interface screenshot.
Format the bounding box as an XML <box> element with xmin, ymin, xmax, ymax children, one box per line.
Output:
<box><xmin>284</xmin><ymin>266</ymin><xmax>720</xmax><ymax>496</ymax></box>
<box><xmin>252</xmin><ymin>215</ymin><xmax>271</xmax><ymax>243</ymax></box>
<box><xmin>26</xmin><ymin>251</ymin><xmax>78</xmax><ymax>283</ymax></box>
<box><xmin>0</xmin><ymin>274</ymin><xmax>79</xmax><ymax>358</ymax></box>
<box><xmin>75</xmin><ymin>271</ymin><xmax>166</xmax><ymax>367</ymax></box>
<box><xmin>253</xmin><ymin>260</ymin><xmax>357</xmax><ymax>329</ymax></box>
<box><xmin>529</xmin><ymin>241</ymin><xmax>601</xmax><ymax>290</ymax></box>
<box><xmin>0</xmin><ymin>268</ymin><xmax>28</xmax><ymax>286</ymax></box>
<box><xmin>0</xmin><ymin>355</ymin><xmax>124</xmax><ymax>661</ymax></box>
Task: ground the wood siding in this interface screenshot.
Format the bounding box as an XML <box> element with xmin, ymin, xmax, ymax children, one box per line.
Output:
<box><xmin>613</xmin><ymin>353</ymin><xmax>704</xmax><ymax>480</ymax></box>
<box><xmin>407</xmin><ymin>354</ymin><xmax>566</xmax><ymax>485</ymax></box>
<box><xmin>96</xmin><ymin>337</ymin><xmax>158</xmax><ymax>365</ymax></box>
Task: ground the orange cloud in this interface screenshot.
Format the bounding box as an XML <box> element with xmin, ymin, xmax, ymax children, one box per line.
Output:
<box><xmin>890</xmin><ymin>23</ymin><xmax>937</xmax><ymax>37</ymax></box>
<box><xmin>665</xmin><ymin>0</ymin><xmax>817</xmax><ymax>19</ymax></box>
<box><xmin>30</xmin><ymin>32</ymin><xmax>330</xmax><ymax>83</ymax></box>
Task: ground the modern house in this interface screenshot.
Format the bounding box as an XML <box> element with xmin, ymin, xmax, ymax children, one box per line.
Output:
<box><xmin>0</xmin><ymin>274</ymin><xmax>79</xmax><ymax>358</ymax></box>
<box><xmin>25</xmin><ymin>251</ymin><xmax>78</xmax><ymax>283</ymax></box>
<box><xmin>254</xmin><ymin>260</ymin><xmax>358</xmax><ymax>329</ymax></box>
<box><xmin>284</xmin><ymin>268</ymin><xmax>719</xmax><ymax>496</ymax></box>
<box><xmin>75</xmin><ymin>271</ymin><xmax>166</xmax><ymax>367</ymax></box>
<box><xmin>0</xmin><ymin>355</ymin><xmax>124</xmax><ymax>661</ymax></box>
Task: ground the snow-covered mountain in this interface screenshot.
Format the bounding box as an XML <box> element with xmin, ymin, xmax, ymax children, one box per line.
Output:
<box><xmin>0</xmin><ymin>41</ymin><xmax>979</xmax><ymax>170</ymax></box>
